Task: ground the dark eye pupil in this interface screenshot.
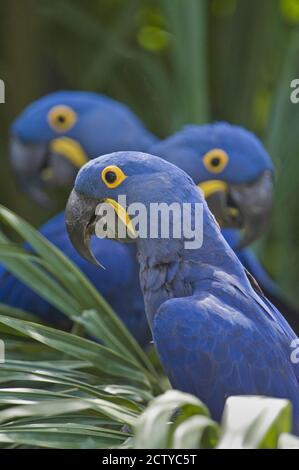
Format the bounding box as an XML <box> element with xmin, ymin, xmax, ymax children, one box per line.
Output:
<box><xmin>57</xmin><ymin>115</ymin><xmax>66</xmax><ymax>123</ymax></box>
<box><xmin>105</xmin><ymin>171</ymin><xmax>117</xmax><ymax>183</ymax></box>
<box><xmin>211</xmin><ymin>157</ymin><xmax>221</xmax><ymax>167</ymax></box>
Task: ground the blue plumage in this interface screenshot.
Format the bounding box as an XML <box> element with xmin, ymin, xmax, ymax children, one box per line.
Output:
<box><xmin>0</xmin><ymin>213</ymin><xmax>148</xmax><ymax>344</ymax></box>
<box><xmin>66</xmin><ymin>151</ymin><xmax>299</xmax><ymax>432</ymax></box>
<box><xmin>1</xmin><ymin>91</ymin><xmax>156</xmax><ymax>346</ymax></box>
<box><xmin>150</xmin><ymin>123</ymin><xmax>299</xmax><ymax>332</ymax></box>
<box><xmin>222</xmin><ymin>228</ymin><xmax>279</xmax><ymax>295</ymax></box>
<box><xmin>10</xmin><ymin>91</ymin><xmax>158</xmax><ymax>205</ymax></box>
<box><xmin>12</xmin><ymin>91</ymin><xmax>158</xmax><ymax>154</ymax></box>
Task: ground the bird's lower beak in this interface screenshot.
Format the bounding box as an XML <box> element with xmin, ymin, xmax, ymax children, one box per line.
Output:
<box><xmin>9</xmin><ymin>136</ymin><xmax>88</xmax><ymax>207</ymax></box>
<box><xmin>103</xmin><ymin>198</ymin><xmax>137</xmax><ymax>240</ymax></box>
<box><xmin>199</xmin><ymin>170</ymin><xmax>273</xmax><ymax>248</ymax></box>
<box><xmin>229</xmin><ymin>171</ymin><xmax>273</xmax><ymax>248</ymax></box>
<box><xmin>198</xmin><ymin>180</ymin><xmax>241</xmax><ymax>227</ymax></box>
<box><xmin>65</xmin><ymin>190</ymin><xmax>137</xmax><ymax>266</ymax></box>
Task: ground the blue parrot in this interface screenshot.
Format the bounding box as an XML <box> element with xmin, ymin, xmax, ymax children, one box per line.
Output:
<box><xmin>0</xmin><ymin>91</ymin><xmax>158</xmax><ymax>346</ymax></box>
<box><xmin>65</xmin><ymin>151</ymin><xmax>299</xmax><ymax>433</ymax></box>
<box><xmin>11</xmin><ymin>90</ymin><xmax>158</xmax><ymax>206</ymax></box>
<box><xmin>150</xmin><ymin>123</ymin><xmax>299</xmax><ymax>333</ymax></box>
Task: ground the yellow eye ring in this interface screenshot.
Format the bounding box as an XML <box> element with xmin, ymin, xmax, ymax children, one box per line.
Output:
<box><xmin>203</xmin><ymin>148</ymin><xmax>229</xmax><ymax>174</ymax></box>
<box><xmin>101</xmin><ymin>165</ymin><xmax>127</xmax><ymax>189</ymax></box>
<box><xmin>47</xmin><ymin>105</ymin><xmax>77</xmax><ymax>132</ymax></box>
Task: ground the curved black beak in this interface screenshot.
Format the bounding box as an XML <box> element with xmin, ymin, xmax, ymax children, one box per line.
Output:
<box><xmin>9</xmin><ymin>135</ymin><xmax>52</xmax><ymax>207</ymax></box>
<box><xmin>200</xmin><ymin>171</ymin><xmax>273</xmax><ymax>248</ymax></box>
<box><xmin>65</xmin><ymin>189</ymin><xmax>101</xmax><ymax>266</ymax></box>
<box><xmin>9</xmin><ymin>135</ymin><xmax>87</xmax><ymax>207</ymax></box>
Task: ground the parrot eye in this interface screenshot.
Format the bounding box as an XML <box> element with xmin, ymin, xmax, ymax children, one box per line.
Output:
<box><xmin>48</xmin><ymin>105</ymin><xmax>77</xmax><ymax>132</ymax></box>
<box><xmin>101</xmin><ymin>165</ymin><xmax>127</xmax><ymax>188</ymax></box>
<box><xmin>203</xmin><ymin>148</ymin><xmax>229</xmax><ymax>174</ymax></box>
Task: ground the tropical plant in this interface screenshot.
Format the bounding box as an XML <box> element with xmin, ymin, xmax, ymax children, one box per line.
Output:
<box><xmin>0</xmin><ymin>205</ymin><xmax>161</xmax><ymax>448</ymax></box>
<box><xmin>0</xmin><ymin>206</ymin><xmax>297</xmax><ymax>449</ymax></box>
<box><xmin>0</xmin><ymin>0</ymin><xmax>299</xmax><ymax>449</ymax></box>
<box><xmin>1</xmin><ymin>0</ymin><xmax>299</xmax><ymax>305</ymax></box>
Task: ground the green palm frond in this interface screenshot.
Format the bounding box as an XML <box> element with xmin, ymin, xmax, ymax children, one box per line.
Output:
<box><xmin>0</xmin><ymin>206</ymin><xmax>297</xmax><ymax>449</ymax></box>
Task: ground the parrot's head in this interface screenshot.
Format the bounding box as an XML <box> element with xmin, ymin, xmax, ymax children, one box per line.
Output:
<box><xmin>65</xmin><ymin>151</ymin><xmax>199</xmax><ymax>265</ymax></box>
<box><xmin>10</xmin><ymin>91</ymin><xmax>157</xmax><ymax>206</ymax></box>
<box><xmin>150</xmin><ymin>123</ymin><xmax>274</xmax><ymax>247</ymax></box>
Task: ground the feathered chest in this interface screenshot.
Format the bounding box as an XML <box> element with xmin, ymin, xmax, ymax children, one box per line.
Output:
<box><xmin>137</xmin><ymin>253</ymin><xmax>193</xmax><ymax>326</ymax></box>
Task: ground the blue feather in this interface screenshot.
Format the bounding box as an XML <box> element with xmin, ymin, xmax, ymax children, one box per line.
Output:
<box><xmin>0</xmin><ymin>212</ymin><xmax>150</xmax><ymax>346</ymax></box>
<box><xmin>1</xmin><ymin>91</ymin><xmax>157</xmax><ymax>347</ymax></box>
<box><xmin>12</xmin><ymin>91</ymin><xmax>158</xmax><ymax>154</ymax></box>
<box><xmin>70</xmin><ymin>151</ymin><xmax>299</xmax><ymax>433</ymax></box>
<box><xmin>150</xmin><ymin>123</ymin><xmax>299</xmax><ymax>333</ymax></box>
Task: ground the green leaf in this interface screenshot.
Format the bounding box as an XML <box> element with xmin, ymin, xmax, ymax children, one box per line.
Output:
<box><xmin>0</xmin><ymin>397</ymin><xmax>137</xmax><ymax>427</ymax></box>
<box><xmin>75</xmin><ymin>309</ymin><xmax>145</xmax><ymax>366</ymax></box>
<box><xmin>1</xmin><ymin>339</ymin><xmax>59</xmax><ymax>361</ymax></box>
<box><xmin>161</xmin><ymin>0</ymin><xmax>210</xmax><ymax>128</ymax></box>
<box><xmin>0</xmin><ymin>244</ymin><xmax>81</xmax><ymax>318</ymax></box>
<box><xmin>217</xmin><ymin>396</ymin><xmax>292</xmax><ymax>449</ymax></box>
<box><xmin>40</xmin><ymin>0</ymin><xmax>106</xmax><ymax>42</ymax></box>
<box><xmin>0</xmin><ymin>424</ymin><xmax>127</xmax><ymax>449</ymax></box>
<box><xmin>0</xmin><ymin>387</ymin><xmax>76</xmax><ymax>405</ymax></box>
<box><xmin>0</xmin><ymin>316</ymin><xmax>152</xmax><ymax>390</ymax></box>
<box><xmin>1</xmin><ymin>415</ymin><xmax>116</xmax><ymax>428</ymax></box>
<box><xmin>0</xmin><ymin>303</ymin><xmax>41</xmax><ymax>323</ymax></box>
<box><xmin>0</xmin><ymin>205</ymin><xmax>158</xmax><ymax>380</ymax></box>
<box><xmin>0</xmin><ymin>360</ymin><xmax>152</xmax><ymax>403</ymax></box>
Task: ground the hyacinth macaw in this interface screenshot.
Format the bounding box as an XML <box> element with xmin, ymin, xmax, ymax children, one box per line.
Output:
<box><xmin>65</xmin><ymin>151</ymin><xmax>299</xmax><ymax>433</ymax></box>
<box><xmin>0</xmin><ymin>91</ymin><xmax>158</xmax><ymax>346</ymax></box>
<box><xmin>0</xmin><ymin>212</ymin><xmax>149</xmax><ymax>344</ymax></box>
<box><xmin>11</xmin><ymin>90</ymin><xmax>158</xmax><ymax>206</ymax></box>
<box><xmin>150</xmin><ymin>123</ymin><xmax>299</xmax><ymax>333</ymax></box>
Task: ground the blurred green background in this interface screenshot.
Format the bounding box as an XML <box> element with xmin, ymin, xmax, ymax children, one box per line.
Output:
<box><xmin>0</xmin><ymin>0</ymin><xmax>299</xmax><ymax>304</ymax></box>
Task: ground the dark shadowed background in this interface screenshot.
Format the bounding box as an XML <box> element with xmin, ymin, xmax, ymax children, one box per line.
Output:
<box><xmin>0</xmin><ymin>0</ymin><xmax>299</xmax><ymax>305</ymax></box>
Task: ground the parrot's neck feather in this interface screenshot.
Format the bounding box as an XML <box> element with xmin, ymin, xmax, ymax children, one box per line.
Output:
<box><xmin>136</xmin><ymin>205</ymin><xmax>250</xmax><ymax>329</ymax></box>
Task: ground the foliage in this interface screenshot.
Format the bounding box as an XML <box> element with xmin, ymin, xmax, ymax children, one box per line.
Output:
<box><xmin>0</xmin><ymin>0</ymin><xmax>298</xmax><ymax>304</ymax></box>
<box><xmin>0</xmin><ymin>0</ymin><xmax>299</xmax><ymax>449</ymax></box>
<box><xmin>0</xmin><ymin>206</ymin><xmax>296</xmax><ymax>449</ymax></box>
<box><xmin>0</xmin><ymin>206</ymin><xmax>160</xmax><ymax>448</ymax></box>
<box><xmin>134</xmin><ymin>391</ymin><xmax>297</xmax><ymax>449</ymax></box>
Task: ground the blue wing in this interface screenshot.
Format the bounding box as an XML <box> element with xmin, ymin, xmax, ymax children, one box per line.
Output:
<box><xmin>222</xmin><ymin>229</ymin><xmax>299</xmax><ymax>334</ymax></box>
<box><xmin>153</xmin><ymin>290</ymin><xmax>299</xmax><ymax>433</ymax></box>
<box><xmin>222</xmin><ymin>229</ymin><xmax>278</xmax><ymax>294</ymax></box>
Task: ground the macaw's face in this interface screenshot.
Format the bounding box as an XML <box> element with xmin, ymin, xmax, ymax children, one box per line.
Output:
<box><xmin>150</xmin><ymin>123</ymin><xmax>274</xmax><ymax>248</ymax></box>
<box><xmin>65</xmin><ymin>151</ymin><xmax>196</xmax><ymax>265</ymax></box>
<box><xmin>9</xmin><ymin>91</ymin><xmax>103</xmax><ymax>206</ymax></box>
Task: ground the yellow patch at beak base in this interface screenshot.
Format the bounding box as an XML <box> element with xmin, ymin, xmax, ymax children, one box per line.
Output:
<box><xmin>50</xmin><ymin>137</ymin><xmax>88</xmax><ymax>169</ymax></box>
<box><xmin>104</xmin><ymin>198</ymin><xmax>137</xmax><ymax>239</ymax></box>
<box><xmin>198</xmin><ymin>180</ymin><xmax>229</xmax><ymax>198</ymax></box>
